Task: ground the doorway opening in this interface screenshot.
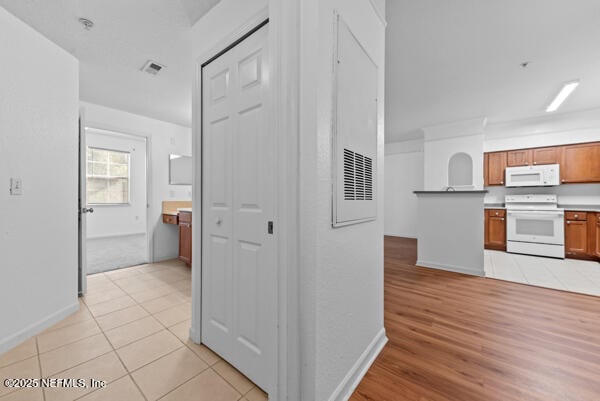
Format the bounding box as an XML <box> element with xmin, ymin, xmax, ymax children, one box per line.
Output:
<box><xmin>81</xmin><ymin>127</ymin><xmax>150</xmax><ymax>276</ymax></box>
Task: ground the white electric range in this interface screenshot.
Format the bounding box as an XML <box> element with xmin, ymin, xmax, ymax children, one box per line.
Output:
<box><xmin>505</xmin><ymin>194</ymin><xmax>565</xmax><ymax>259</ymax></box>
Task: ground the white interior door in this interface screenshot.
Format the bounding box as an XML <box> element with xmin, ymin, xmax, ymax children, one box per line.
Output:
<box><xmin>202</xmin><ymin>23</ymin><xmax>275</xmax><ymax>391</ymax></box>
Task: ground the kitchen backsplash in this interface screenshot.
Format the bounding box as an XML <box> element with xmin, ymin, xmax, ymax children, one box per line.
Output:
<box><xmin>485</xmin><ymin>183</ymin><xmax>600</xmax><ymax>206</ymax></box>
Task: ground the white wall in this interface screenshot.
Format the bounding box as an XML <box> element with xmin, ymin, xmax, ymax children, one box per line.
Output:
<box><xmin>485</xmin><ymin>107</ymin><xmax>600</xmax><ymax>152</ymax></box>
<box><xmin>0</xmin><ymin>6</ymin><xmax>79</xmax><ymax>353</ymax></box>
<box><xmin>302</xmin><ymin>1</ymin><xmax>386</xmax><ymax>400</ymax></box>
<box><xmin>422</xmin><ymin>119</ymin><xmax>485</xmax><ymax>191</ymax></box>
<box><xmin>81</xmin><ymin>102</ymin><xmax>192</xmax><ymax>262</ymax></box>
<box><xmin>191</xmin><ymin>0</ymin><xmax>268</xmax><ymax>60</ymax></box>
<box><xmin>191</xmin><ymin>1</ymin><xmax>385</xmax><ymax>400</ymax></box>
<box><xmin>384</xmin><ymin>151</ymin><xmax>423</xmax><ymax>237</ymax></box>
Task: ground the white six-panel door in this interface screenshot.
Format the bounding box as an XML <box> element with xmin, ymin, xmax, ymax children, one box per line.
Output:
<box><xmin>201</xmin><ymin>24</ymin><xmax>275</xmax><ymax>391</ymax></box>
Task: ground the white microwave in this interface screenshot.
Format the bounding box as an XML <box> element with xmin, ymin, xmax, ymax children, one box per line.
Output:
<box><xmin>505</xmin><ymin>164</ymin><xmax>560</xmax><ymax>187</ymax></box>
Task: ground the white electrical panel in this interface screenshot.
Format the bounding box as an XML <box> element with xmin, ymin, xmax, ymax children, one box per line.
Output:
<box><xmin>332</xmin><ymin>15</ymin><xmax>378</xmax><ymax>227</ymax></box>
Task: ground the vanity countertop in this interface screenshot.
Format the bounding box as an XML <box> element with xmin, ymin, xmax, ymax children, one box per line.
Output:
<box><xmin>177</xmin><ymin>208</ymin><xmax>192</xmax><ymax>213</ymax></box>
<box><xmin>162</xmin><ymin>200</ymin><xmax>192</xmax><ymax>216</ymax></box>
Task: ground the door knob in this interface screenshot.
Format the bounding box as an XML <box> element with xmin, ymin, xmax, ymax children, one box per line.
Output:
<box><xmin>82</xmin><ymin>208</ymin><xmax>94</xmax><ymax>214</ymax></box>
<box><xmin>216</xmin><ymin>218</ymin><xmax>222</xmax><ymax>226</ymax></box>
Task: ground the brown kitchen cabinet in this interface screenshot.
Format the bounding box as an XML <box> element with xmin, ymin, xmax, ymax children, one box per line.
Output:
<box><xmin>593</xmin><ymin>213</ymin><xmax>600</xmax><ymax>259</ymax></box>
<box><xmin>564</xmin><ymin>211</ymin><xmax>600</xmax><ymax>261</ymax></box>
<box><xmin>531</xmin><ymin>146</ymin><xmax>561</xmax><ymax>165</ymax></box>
<box><xmin>484</xmin><ymin>209</ymin><xmax>506</xmax><ymax>251</ymax></box>
<box><xmin>507</xmin><ymin>149</ymin><xmax>531</xmax><ymax>167</ymax></box>
<box><xmin>485</xmin><ymin>152</ymin><xmax>507</xmax><ymax>186</ymax></box>
<box><xmin>484</xmin><ymin>141</ymin><xmax>600</xmax><ymax>186</ymax></box>
<box><xmin>560</xmin><ymin>143</ymin><xmax>600</xmax><ymax>183</ymax></box>
<box><xmin>565</xmin><ymin>214</ymin><xmax>588</xmax><ymax>258</ymax></box>
<box><xmin>178</xmin><ymin>211</ymin><xmax>192</xmax><ymax>266</ymax></box>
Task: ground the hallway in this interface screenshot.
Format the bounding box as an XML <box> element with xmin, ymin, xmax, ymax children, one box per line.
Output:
<box><xmin>0</xmin><ymin>260</ymin><xmax>266</xmax><ymax>401</ymax></box>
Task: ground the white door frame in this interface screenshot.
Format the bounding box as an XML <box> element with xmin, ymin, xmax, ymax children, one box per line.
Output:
<box><xmin>81</xmin><ymin>124</ymin><xmax>154</xmax><ymax>265</ymax></box>
<box><xmin>78</xmin><ymin>109</ymin><xmax>88</xmax><ymax>296</ymax></box>
<box><xmin>190</xmin><ymin>5</ymin><xmax>301</xmax><ymax>400</ymax></box>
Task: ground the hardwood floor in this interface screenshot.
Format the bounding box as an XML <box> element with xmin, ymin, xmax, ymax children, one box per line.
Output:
<box><xmin>350</xmin><ymin>236</ymin><xmax>600</xmax><ymax>401</ymax></box>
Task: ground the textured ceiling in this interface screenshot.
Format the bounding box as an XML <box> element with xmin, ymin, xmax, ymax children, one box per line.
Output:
<box><xmin>386</xmin><ymin>0</ymin><xmax>600</xmax><ymax>142</ymax></box>
<box><xmin>0</xmin><ymin>0</ymin><xmax>221</xmax><ymax>127</ymax></box>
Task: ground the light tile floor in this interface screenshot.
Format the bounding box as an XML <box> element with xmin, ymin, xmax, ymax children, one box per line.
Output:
<box><xmin>485</xmin><ymin>250</ymin><xmax>600</xmax><ymax>296</ymax></box>
<box><xmin>0</xmin><ymin>259</ymin><xmax>268</xmax><ymax>401</ymax></box>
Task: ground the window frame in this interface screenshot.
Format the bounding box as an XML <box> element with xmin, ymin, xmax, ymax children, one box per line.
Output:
<box><xmin>86</xmin><ymin>146</ymin><xmax>132</xmax><ymax>206</ymax></box>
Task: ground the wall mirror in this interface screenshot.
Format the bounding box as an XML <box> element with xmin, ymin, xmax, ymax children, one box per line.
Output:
<box><xmin>169</xmin><ymin>154</ymin><xmax>192</xmax><ymax>185</ymax></box>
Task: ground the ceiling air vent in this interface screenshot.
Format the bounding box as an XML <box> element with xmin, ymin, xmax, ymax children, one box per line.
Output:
<box><xmin>141</xmin><ymin>60</ymin><xmax>165</xmax><ymax>75</ymax></box>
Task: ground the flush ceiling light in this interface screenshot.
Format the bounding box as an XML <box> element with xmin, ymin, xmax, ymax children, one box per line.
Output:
<box><xmin>546</xmin><ymin>80</ymin><xmax>580</xmax><ymax>113</ymax></box>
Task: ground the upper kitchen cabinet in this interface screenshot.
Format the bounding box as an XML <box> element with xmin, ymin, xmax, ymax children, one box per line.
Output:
<box><xmin>507</xmin><ymin>149</ymin><xmax>531</xmax><ymax>167</ymax></box>
<box><xmin>560</xmin><ymin>142</ymin><xmax>600</xmax><ymax>183</ymax></box>
<box><xmin>507</xmin><ymin>147</ymin><xmax>561</xmax><ymax>167</ymax></box>
<box><xmin>485</xmin><ymin>151</ymin><xmax>507</xmax><ymax>186</ymax></box>
<box><xmin>531</xmin><ymin>146</ymin><xmax>561</xmax><ymax>165</ymax></box>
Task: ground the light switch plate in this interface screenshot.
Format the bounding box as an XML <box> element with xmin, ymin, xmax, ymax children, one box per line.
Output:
<box><xmin>10</xmin><ymin>178</ymin><xmax>22</xmax><ymax>196</ymax></box>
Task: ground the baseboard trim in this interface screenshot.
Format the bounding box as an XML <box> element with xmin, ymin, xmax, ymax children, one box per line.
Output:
<box><xmin>416</xmin><ymin>260</ymin><xmax>485</xmax><ymax>277</ymax></box>
<box><xmin>327</xmin><ymin>328</ymin><xmax>388</xmax><ymax>401</ymax></box>
<box><xmin>189</xmin><ymin>327</ymin><xmax>201</xmax><ymax>344</ymax></box>
<box><xmin>0</xmin><ymin>301</ymin><xmax>79</xmax><ymax>355</ymax></box>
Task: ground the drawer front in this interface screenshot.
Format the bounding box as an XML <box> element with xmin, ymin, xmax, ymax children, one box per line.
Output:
<box><xmin>565</xmin><ymin>211</ymin><xmax>587</xmax><ymax>221</ymax></box>
<box><xmin>179</xmin><ymin>211</ymin><xmax>192</xmax><ymax>224</ymax></box>
<box><xmin>162</xmin><ymin>214</ymin><xmax>179</xmax><ymax>225</ymax></box>
<box><xmin>487</xmin><ymin>209</ymin><xmax>505</xmax><ymax>218</ymax></box>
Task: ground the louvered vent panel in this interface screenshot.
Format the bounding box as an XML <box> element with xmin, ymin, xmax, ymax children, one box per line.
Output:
<box><xmin>343</xmin><ymin>149</ymin><xmax>355</xmax><ymax>200</ymax></box>
<box><xmin>365</xmin><ymin>156</ymin><xmax>373</xmax><ymax>200</ymax></box>
<box><xmin>343</xmin><ymin>148</ymin><xmax>373</xmax><ymax>201</ymax></box>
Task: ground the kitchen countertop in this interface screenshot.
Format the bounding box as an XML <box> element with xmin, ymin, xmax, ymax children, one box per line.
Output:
<box><xmin>414</xmin><ymin>190</ymin><xmax>488</xmax><ymax>194</ymax></box>
<box><xmin>558</xmin><ymin>205</ymin><xmax>600</xmax><ymax>212</ymax></box>
<box><xmin>484</xmin><ymin>204</ymin><xmax>600</xmax><ymax>212</ymax></box>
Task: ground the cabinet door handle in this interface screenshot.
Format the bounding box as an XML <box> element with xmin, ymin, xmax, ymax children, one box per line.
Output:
<box><xmin>500</xmin><ymin>218</ymin><xmax>504</xmax><ymax>221</ymax></box>
<box><xmin>574</xmin><ymin>214</ymin><xmax>579</xmax><ymax>218</ymax></box>
<box><xmin>567</xmin><ymin>221</ymin><xmax>571</xmax><ymax>224</ymax></box>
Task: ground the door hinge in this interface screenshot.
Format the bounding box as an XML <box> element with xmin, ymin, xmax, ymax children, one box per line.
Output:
<box><xmin>268</xmin><ymin>221</ymin><xmax>274</xmax><ymax>235</ymax></box>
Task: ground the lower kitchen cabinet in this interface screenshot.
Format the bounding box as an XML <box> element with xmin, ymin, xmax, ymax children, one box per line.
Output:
<box><xmin>484</xmin><ymin>209</ymin><xmax>506</xmax><ymax>251</ymax></box>
<box><xmin>178</xmin><ymin>211</ymin><xmax>192</xmax><ymax>266</ymax></box>
<box><xmin>564</xmin><ymin>211</ymin><xmax>600</xmax><ymax>261</ymax></box>
<box><xmin>594</xmin><ymin>214</ymin><xmax>600</xmax><ymax>258</ymax></box>
<box><xmin>565</xmin><ymin>219</ymin><xmax>588</xmax><ymax>258</ymax></box>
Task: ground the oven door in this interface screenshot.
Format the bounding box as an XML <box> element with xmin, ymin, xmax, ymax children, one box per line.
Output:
<box><xmin>506</xmin><ymin>210</ymin><xmax>564</xmax><ymax>245</ymax></box>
